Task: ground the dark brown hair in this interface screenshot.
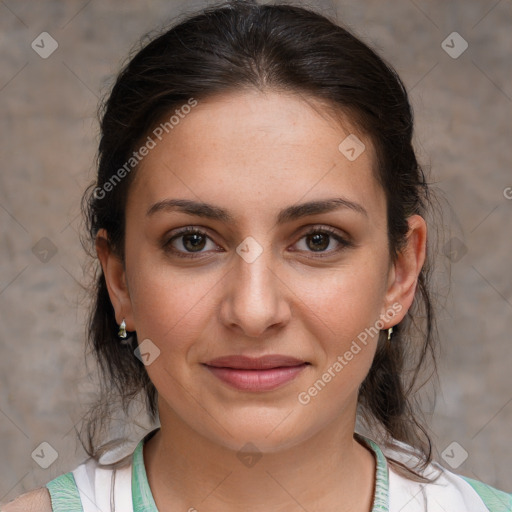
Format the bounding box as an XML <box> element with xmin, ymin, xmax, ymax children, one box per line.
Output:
<box><xmin>80</xmin><ymin>0</ymin><xmax>441</xmax><ymax>482</ymax></box>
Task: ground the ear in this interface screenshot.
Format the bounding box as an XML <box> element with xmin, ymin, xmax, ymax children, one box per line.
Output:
<box><xmin>380</xmin><ymin>215</ymin><xmax>427</xmax><ymax>327</ymax></box>
<box><xmin>95</xmin><ymin>228</ymin><xmax>135</xmax><ymax>331</ymax></box>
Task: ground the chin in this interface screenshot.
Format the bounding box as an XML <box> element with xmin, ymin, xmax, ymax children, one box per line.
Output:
<box><xmin>197</xmin><ymin>409</ymin><xmax>317</xmax><ymax>454</ymax></box>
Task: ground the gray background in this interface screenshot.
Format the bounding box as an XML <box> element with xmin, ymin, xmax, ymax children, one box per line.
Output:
<box><xmin>1</xmin><ymin>0</ymin><xmax>511</xmax><ymax>502</ymax></box>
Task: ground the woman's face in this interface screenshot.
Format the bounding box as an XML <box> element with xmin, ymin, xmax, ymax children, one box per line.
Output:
<box><xmin>99</xmin><ymin>89</ymin><xmax>424</xmax><ymax>452</ymax></box>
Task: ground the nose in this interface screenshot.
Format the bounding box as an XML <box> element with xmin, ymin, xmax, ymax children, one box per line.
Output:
<box><xmin>218</xmin><ymin>241</ymin><xmax>291</xmax><ymax>338</ymax></box>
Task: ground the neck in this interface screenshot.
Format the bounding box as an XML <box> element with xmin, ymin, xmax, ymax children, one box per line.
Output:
<box><xmin>143</xmin><ymin>401</ymin><xmax>376</xmax><ymax>512</ymax></box>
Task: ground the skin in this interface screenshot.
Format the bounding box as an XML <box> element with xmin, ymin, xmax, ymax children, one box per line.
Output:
<box><xmin>96</xmin><ymin>89</ymin><xmax>427</xmax><ymax>512</ymax></box>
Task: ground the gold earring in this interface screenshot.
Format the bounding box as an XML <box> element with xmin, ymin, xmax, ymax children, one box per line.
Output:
<box><xmin>118</xmin><ymin>319</ymin><xmax>127</xmax><ymax>339</ymax></box>
<box><xmin>387</xmin><ymin>326</ymin><xmax>394</xmax><ymax>341</ymax></box>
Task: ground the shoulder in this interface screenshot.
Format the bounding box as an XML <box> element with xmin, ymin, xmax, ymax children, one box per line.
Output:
<box><xmin>389</xmin><ymin>465</ymin><xmax>512</xmax><ymax>512</ymax></box>
<box><xmin>1</xmin><ymin>487</ymin><xmax>53</xmax><ymax>512</ymax></box>
<box><xmin>457</xmin><ymin>475</ymin><xmax>512</xmax><ymax>512</ymax></box>
<box><xmin>382</xmin><ymin>441</ymin><xmax>512</xmax><ymax>512</ymax></box>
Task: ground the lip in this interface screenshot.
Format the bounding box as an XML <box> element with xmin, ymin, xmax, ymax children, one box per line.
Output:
<box><xmin>203</xmin><ymin>355</ymin><xmax>309</xmax><ymax>391</ymax></box>
<box><xmin>205</xmin><ymin>355</ymin><xmax>307</xmax><ymax>369</ymax></box>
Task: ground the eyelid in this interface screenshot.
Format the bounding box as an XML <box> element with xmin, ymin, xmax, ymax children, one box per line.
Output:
<box><xmin>162</xmin><ymin>226</ymin><xmax>221</xmax><ymax>258</ymax></box>
<box><xmin>298</xmin><ymin>224</ymin><xmax>351</xmax><ymax>241</ymax></box>
<box><xmin>291</xmin><ymin>225</ymin><xmax>353</xmax><ymax>253</ymax></box>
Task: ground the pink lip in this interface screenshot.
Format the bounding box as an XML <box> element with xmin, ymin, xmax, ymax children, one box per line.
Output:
<box><xmin>203</xmin><ymin>355</ymin><xmax>309</xmax><ymax>391</ymax></box>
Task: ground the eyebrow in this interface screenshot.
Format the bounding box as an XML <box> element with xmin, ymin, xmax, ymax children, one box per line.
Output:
<box><xmin>146</xmin><ymin>197</ymin><xmax>368</xmax><ymax>224</ymax></box>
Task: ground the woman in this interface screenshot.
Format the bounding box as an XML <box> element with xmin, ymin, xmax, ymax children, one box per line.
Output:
<box><xmin>2</xmin><ymin>1</ymin><xmax>510</xmax><ymax>511</ymax></box>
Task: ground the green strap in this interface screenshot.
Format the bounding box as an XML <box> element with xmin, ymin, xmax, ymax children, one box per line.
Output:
<box><xmin>460</xmin><ymin>475</ymin><xmax>512</xmax><ymax>512</ymax></box>
<box><xmin>130</xmin><ymin>431</ymin><xmax>390</xmax><ymax>512</ymax></box>
<box><xmin>45</xmin><ymin>472</ymin><xmax>84</xmax><ymax>512</ymax></box>
<box><xmin>358</xmin><ymin>435</ymin><xmax>390</xmax><ymax>511</ymax></box>
<box><xmin>132</xmin><ymin>436</ymin><xmax>159</xmax><ymax>511</ymax></box>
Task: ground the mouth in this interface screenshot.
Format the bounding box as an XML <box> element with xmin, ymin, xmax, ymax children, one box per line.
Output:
<box><xmin>202</xmin><ymin>355</ymin><xmax>310</xmax><ymax>391</ymax></box>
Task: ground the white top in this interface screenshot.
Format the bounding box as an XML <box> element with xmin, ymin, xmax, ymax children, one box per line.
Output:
<box><xmin>44</xmin><ymin>429</ymin><xmax>511</xmax><ymax>511</ymax></box>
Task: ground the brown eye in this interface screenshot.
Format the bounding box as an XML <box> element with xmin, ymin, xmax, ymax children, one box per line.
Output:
<box><xmin>293</xmin><ymin>226</ymin><xmax>352</xmax><ymax>256</ymax></box>
<box><xmin>181</xmin><ymin>233</ymin><xmax>207</xmax><ymax>252</ymax></box>
<box><xmin>164</xmin><ymin>227</ymin><xmax>219</xmax><ymax>258</ymax></box>
<box><xmin>306</xmin><ymin>232</ymin><xmax>330</xmax><ymax>251</ymax></box>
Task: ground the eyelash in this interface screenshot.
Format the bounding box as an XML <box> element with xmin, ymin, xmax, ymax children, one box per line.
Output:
<box><xmin>163</xmin><ymin>226</ymin><xmax>353</xmax><ymax>259</ymax></box>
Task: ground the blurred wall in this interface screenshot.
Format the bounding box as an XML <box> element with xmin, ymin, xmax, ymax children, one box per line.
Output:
<box><xmin>1</xmin><ymin>0</ymin><xmax>511</xmax><ymax>501</ymax></box>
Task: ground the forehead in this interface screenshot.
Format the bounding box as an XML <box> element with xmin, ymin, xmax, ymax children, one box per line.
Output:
<box><xmin>129</xmin><ymin>89</ymin><xmax>385</xmax><ymax>225</ymax></box>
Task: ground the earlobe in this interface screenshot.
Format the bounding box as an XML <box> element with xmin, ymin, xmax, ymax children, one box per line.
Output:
<box><xmin>95</xmin><ymin>229</ymin><xmax>134</xmax><ymax>330</ymax></box>
<box><xmin>382</xmin><ymin>215</ymin><xmax>427</xmax><ymax>326</ymax></box>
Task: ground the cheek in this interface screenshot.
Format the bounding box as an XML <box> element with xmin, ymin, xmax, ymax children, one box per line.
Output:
<box><xmin>294</xmin><ymin>262</ymin><xmax>387</xmax><ymax>416</ymax></box>
<box><xmin>126</xmin><ymin>252</ymin><xmax>220</xmax><ymax>349</ymax></box>
<box><xmin>295</xmin><ymin>256</ymin><xmax>389</xmax><ymax>337</ymax></box>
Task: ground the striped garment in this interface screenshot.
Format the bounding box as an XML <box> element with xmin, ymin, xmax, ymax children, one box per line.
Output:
<box><xmin>45</xmin><ymin>428</ymin><xmax>512</xmax><ymax>512</ymax></box>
